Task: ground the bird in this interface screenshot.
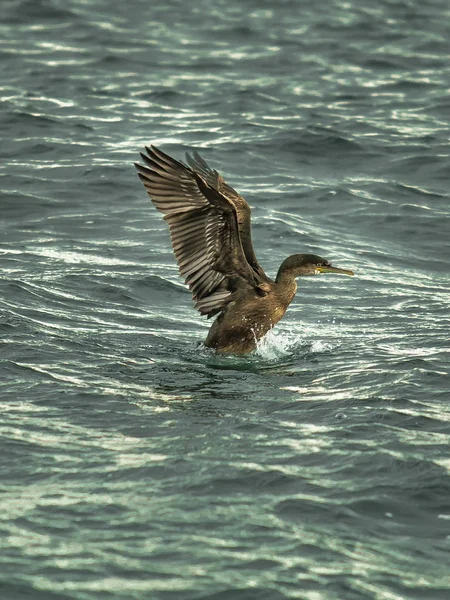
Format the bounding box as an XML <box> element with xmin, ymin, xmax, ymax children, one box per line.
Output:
<box><xmin>134</xmin><ymin>145</ymin><xmax>354</xmax><ymax>354</ymax></box>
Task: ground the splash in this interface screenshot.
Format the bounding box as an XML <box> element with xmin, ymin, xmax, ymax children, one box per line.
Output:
<box><xmin>254</xmin><ymin>328</ymin><xmax>304</xmax><ymax>360</ymax></box>
<box><xmin>309</xmin><ymin>339</ymin><xmax>335</xmax><ymax>354</ymax></box>
<box><xmin>184</xmin><ymin>330</ymin><xmax>336</xmax><ymax>367</ymax></box>
<box><xmin>255</xmin><ymin>327</ymin><xmax>338</xmax><ymax>362</ymax></box>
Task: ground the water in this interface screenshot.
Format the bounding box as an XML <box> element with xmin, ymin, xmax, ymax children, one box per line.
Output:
<box><xmin>1</xmin><ymin>0</ymin><xmax>450</xmax><ymax>598</ymax></box>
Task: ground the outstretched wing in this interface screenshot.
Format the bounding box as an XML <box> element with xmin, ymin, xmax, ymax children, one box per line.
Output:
<box><xmin>135</xmin><ymin>146</ymin><xmax>264</xmax><ymax>318</ymax></box>
<box><xmin>185</xmin><ymin>150</ymin><xmax>267</xmax><ymax>280</ymax></box>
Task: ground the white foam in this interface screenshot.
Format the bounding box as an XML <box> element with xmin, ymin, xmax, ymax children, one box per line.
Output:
<box><xmin>254</xmin><ymin>328</ymin><xmax>302</xmax><ymax>360</ymax></box>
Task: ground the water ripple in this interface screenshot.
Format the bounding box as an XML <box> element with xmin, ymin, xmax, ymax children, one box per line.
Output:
<box><xmin>1</xmin><ymin>0</ymin><xmax>450</xmax><ymax>598</ymax></box>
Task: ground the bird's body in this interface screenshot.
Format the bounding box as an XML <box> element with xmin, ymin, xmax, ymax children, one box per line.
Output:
<box><xmin>204</xmin><ymin>279</ymin><xmax>296</xmax><ymax>354</ymax></box>
<box><xmin>135</xmin><ymin>146</ymin><xmax>354</xmax><ymax>354</ymax></box>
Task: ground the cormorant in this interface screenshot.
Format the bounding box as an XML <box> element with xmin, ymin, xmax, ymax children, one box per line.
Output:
<box><xmin>135</xmin><ymin>146</ymin><xmax>354</xmax><ymax>354</ymax></box>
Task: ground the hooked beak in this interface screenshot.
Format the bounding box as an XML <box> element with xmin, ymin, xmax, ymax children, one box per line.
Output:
<box><xmin>316</xmin><ymin>265</ymin><xmax>354</xmax><ymax>276</ymax></box>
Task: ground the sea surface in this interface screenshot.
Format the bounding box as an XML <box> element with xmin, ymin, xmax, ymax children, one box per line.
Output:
<box><xmin>1</xmin><ymin>0</ymin><xmax>450</xmax><ymax>598</ymax></box>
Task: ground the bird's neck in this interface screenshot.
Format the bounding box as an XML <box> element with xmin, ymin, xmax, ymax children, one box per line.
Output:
<box><xmin>274</xmin><ymin>269</ymin><xmax>298</xmax><ymax>308</ymax></box>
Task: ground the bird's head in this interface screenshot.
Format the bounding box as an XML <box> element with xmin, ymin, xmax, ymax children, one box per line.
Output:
<box><xmin>276</xmin><ymin>253</ymin><xmax>354</xmax><ymax>281</ymax></box>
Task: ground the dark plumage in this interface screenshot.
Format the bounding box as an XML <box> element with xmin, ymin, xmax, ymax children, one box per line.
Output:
<box><xmin>135</xmin><ymin>146</ymin><xmax>354</xmax><ymax>354</ymax></box>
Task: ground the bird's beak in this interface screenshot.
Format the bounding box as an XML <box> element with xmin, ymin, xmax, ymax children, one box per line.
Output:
<box><xmin>316</xmin><ymin>265</ymin><xmax>354</xmax><ymax>276</ymax></box>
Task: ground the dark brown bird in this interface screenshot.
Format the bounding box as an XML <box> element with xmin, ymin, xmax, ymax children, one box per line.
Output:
<box><xmin>135</xmin><ymin>146</ymin><xmax>354</xmax><ymax>354</ymax></box>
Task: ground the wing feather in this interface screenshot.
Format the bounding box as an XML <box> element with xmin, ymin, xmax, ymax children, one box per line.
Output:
<box><xmin>135</xmin><ymin>145</ymin><xmax>264</xmax><ymax>317</ymax></box>
<box><xmin>185</xmin><ymin>150</ymin><xmax>267</xmax><ymax>279</ymax></box>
